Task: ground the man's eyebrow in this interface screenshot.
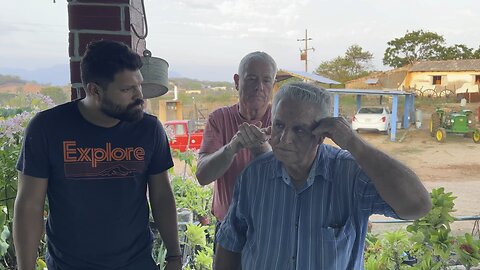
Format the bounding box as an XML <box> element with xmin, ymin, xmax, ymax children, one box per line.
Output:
<box><xmin>294</xmin><ymin>124</ymin><xmax>310</xmax><ymax>130</ymax></box>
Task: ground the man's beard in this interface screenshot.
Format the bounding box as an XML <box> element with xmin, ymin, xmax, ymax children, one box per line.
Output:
<box><xmin>100</xmin><ymin>98</ymin><xmax>145</xmax><ymax>122</ymax></box>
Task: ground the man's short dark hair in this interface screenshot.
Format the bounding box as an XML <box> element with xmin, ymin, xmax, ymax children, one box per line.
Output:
<box><xmin>80</xmin><ymin>40</ymin><xmax>143</xmax><ymax>89</ymax></box>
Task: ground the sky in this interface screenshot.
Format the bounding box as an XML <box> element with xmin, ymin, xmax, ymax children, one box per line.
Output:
<box><xmin>1</xmin><ymin>0</ymin><xmax>479</xmax><ymax>85</ymax></box>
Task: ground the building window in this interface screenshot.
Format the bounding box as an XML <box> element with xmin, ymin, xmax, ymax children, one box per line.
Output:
<box><xmin>432</xmin><ymin>76</ymin><xmax>442</xmax><ymax>85</ymax></box>
<box><xmin>176</xmin><ymin>124</ymin><xmax>185</xmax><ymax>136</ymax></box>
<box><xmin>476</xmin><ymin>75</ymin><xmax>480</xmax><ymax>85</ymax></box>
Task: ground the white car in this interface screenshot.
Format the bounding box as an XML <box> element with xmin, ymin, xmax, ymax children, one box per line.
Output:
<box><xmin>351</xmin><ymin>106</ymin><xmax>391</xmax><ymax>134</ymax></box>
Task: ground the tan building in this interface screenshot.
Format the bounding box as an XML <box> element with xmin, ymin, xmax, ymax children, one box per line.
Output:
<box><xmin>404</xmin><ymin>60</ymin><xmax>480</xmax><ymax>100</ymax></box>
<box><xmin>345</xmin><ymin>59</ymin><xmax>480</xmax><ymax>102</ymax></box>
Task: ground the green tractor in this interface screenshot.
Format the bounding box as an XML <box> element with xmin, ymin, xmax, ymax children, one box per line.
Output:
<box><xmin>429</xmin><ymin>108</ymin><xmax>480</xmax><ymax>143</ymax></box>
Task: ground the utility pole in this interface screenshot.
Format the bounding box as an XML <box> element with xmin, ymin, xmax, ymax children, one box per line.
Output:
<box><xmin>297</xmin><ymin>29</ymin><xmax>315</xmax><ymax>72</ymax></box>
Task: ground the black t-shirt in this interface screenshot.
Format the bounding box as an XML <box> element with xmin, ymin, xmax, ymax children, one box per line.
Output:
<box><xmin>16</xmin><ymin>100</ymin><xmax>174</xmax><ymax>270</ymax></box>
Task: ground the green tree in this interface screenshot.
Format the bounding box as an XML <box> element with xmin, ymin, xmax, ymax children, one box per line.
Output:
<box><xmin>440</xmin><ymin>44</ymin><xmax>475</xmax><ymax>60</ymax></box>
<box><xmin>383</xmin><ymin>30</ymin><xmax>446</xmax><ymax>68</ymax></box>
<box><xmin>0</xmin><ymin>74</ymin><xmax>25</xmax><ymax>85</ymax></box>
<box><xmin>40</xmin><ymin>86</ymin><xmax>68</xmax><ymax>105</ymax></box>
<box><xmin>315</xmin><ymin>44</ymin><xmax>373</xmax><ymax>83</ymax></box>
<box><xmin>473</xmin><ymin>46</ymin><xmax>480</xmax><ymax>58</ymax></box>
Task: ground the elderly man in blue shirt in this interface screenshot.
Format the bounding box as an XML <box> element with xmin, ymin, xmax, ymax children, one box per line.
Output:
<box><xmin>215</xmin><ymin>82</ymin><xmax>432</xmax><ymax>270</ymax></box>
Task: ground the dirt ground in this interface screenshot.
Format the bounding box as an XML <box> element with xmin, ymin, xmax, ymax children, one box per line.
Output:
<box><xmin>354</xmin><ymin>103</ymin><xmax>480</xmax><ymax>236</ymax></box>
<box><xmin>173</xmin><ymin>102</ymin><xmax>480</xmax><ymax>236</ymax></box>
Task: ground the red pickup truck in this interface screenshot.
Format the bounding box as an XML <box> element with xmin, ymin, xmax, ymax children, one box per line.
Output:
<box><xmin>164</xmin><ymin>120</ymin><xmax>204</xmax><ymax>152</ymax></box>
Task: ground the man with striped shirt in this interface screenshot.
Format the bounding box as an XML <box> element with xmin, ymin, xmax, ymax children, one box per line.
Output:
<box><xmin>215</xmin><ymin>82</ymin><xmax>432</xmax><ymax>270</ymax></box>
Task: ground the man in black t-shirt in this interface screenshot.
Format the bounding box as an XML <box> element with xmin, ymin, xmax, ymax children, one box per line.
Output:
<box><xmin>13</xmin><ymin>40</ymin><xmax>182</xmax><ymax>270</ymax></box>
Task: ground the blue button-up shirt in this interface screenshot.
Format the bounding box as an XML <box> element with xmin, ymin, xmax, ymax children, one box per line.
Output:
<box><xmin>216</xmin><ymin>144</ymin><xmax>399</xmax><ymax>270</ymax></box>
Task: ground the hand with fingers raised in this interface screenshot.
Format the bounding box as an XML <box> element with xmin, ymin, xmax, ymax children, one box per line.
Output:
<box><xmin>229</xmin><ymin>122</ymin><xmax>272</xmax><ymax>155</ymax></box>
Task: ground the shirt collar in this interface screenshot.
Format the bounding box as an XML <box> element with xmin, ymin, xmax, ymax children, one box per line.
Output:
<box><xmin>273</xmin><ymin>144</ymin><xmax>332</xmax><ymax>183</ymax></box>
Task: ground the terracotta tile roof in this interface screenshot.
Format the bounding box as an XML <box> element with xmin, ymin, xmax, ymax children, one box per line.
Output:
<box><xmin>409</xmin><ymin>59</ymin><xmax>480</xmax><ymax>72</ymax></box>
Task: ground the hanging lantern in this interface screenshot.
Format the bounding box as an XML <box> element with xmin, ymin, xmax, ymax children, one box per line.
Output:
<box><xmin>140</xmin><ymin>49</ymin><xmax>169</xmax><ymax>99</ymax></box>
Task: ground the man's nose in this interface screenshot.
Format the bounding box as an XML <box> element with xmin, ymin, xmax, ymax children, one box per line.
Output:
<box><xmin>255</xmin><ymin>80</ymin><xmax>264</xmax><ymax>91</ymax></box>
<box><xmin>280</xmin><ymin>129</ymin><xmax>293</xmax><ymax>143</ymax></box>
<box><xmin>135</xmin><ymin>85</ymin><xmax>144</xmax><ymax>99</ymax></box>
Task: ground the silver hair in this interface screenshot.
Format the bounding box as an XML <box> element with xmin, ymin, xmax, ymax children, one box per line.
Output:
<box><xmin>238</xmin><ymin>51</ymin><xmax>277</xmax><ymax>77</ymax></box>
<box><xmin>272</xmin><ymin>82</ymin><xmax>332</xmax><ymax>121</ymax></box>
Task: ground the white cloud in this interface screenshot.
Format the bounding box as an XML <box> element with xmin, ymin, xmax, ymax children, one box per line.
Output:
<box><xmin>175</xmin><ymin>0</ymin><xmax>219</xmax><ymax>10</ymax></box>
<box><xmin>216</xmin><ymin>0</ymin><xmax>309</xmax><ymax>23</ymax></box>
<box><xmin>3</xmin><ymin>0</ymin><xmax>480</xmax><ymax>81</ymax></box>
<box><xmin>183</xmin><ymin>21</ymin><xmax>242</xmax><ymax>31</ymax></box>
<box><xmin>247</xmin><ymin>27</ymin><xmax>273</xmax><ymax>33</ymax></box>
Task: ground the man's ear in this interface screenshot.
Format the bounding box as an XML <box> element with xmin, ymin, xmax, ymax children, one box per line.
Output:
<box><xmin>233</xmin><ymin>74</ymin><xmax>240</xmax><ymax>91</ymax></box>
<box><xmin>86</xmin><ymin>83</ymin><xmax>101</xmax><ymax>97</ymax></box>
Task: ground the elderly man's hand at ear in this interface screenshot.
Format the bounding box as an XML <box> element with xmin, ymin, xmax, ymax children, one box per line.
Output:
<box><xmin>311</xmin><ymin>117</ymin><xmax>357</xmax><ymax>149</ymax></box>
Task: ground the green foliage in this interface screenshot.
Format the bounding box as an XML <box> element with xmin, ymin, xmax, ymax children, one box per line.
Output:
<box><xmin>171</xmin><ymin>149</ymin><xmax>212</xmax><ymax>220</ymax></box>
<box><xmin>364</xmin><ymin>188</ymin><xmax>480</xmax><ymax>269</ymax></box>
<box><xmin>36</xmin><ymin>258</ymin><xmax>47</xmax><ymax>270</ymax></box>
<box><xmin>315</xmin><ymin>44</ymin><xmax>373</xmax><ymax>83</ymax></box>
<box><xmin>383</xmin><ymin>30</ymin><xmax>480</xmax><ymax>68</ymax></box>
<box><xmin>0</xmin><ymin>93</ymin><xmax>17</xmax><ymax>107</ymax></box>
<box><xmin>439</xmin><ymin>44</ymin><xmax>475</xmax><ymax>60</ymax></box>
<box><xmin>172</xmin><ymin>176</ymin><xmax>212</xmax><ymax>218</ymax></box>
<box><xmin>184</xmin><ymin>224</ymin><xmax>214</xmax><ymax>270</ymax></box>
<box><xmin>0</xmin><ymin>108</ymin><xmax>32</xmax><ymax>119</ymax></box>
<box><xmin>364</xmin><ymin>230</ymin><xmax>411</xmax><ymax>270</ymax></box>
<box><xmin>176</xmin><ymin>149</ymin><xmax>197</xmax><ymax>175</ymax></box>
<box><xmin>3</xmin><ymin>93</ymin><xmax>55</xmax><ymax>111</ymax></box>
<box><xmin>152</xmin><ymin>241</ymin><xmax>168</xmax><ymax>270</ymax></box>
<box><xmin>0</xmin><ymin>95</ymin><xmax>53</xmax><ymax>269</ymax></box>
<box><xmin>0</xmin><ymin>224</ymin><xmax>10</xmax><ymax>258</ymax></box>
<box><xmin>381</xmin><ymin>230</ymin><xmax>412</xmax><ymax>269</ymax></box>
<box><xmin>185</xmin><ymin>224</ymin><xmax>207</xmax><ymax>247</ymax></box>
<box><xmin>0</xmin><ymin>144</ymin><xmax>21</xmax><ymax>219</ymax></box>
<box><xmin>364</xmin><ymin>232</ymin><xmax>388</xmax><ymax>269</ymax></box>
<box><xmin>407</xmin><ymin>187</ymin><xmax>456</xmax><ymax>269</ymax></box>
<box><xmin>195</xmin><ymin>247</ymin><xmax>213</xmax><ymax>270</ymax></box>
<box><xmin>40</xmin><ymin>86</ymin><xmax>68</xmax><ymax>105</ymax></box>
<box><xmin>383</xmin><ymin>30</ymin><xmax>446</xmax><ymax>68</ymax></box>
<box><xmin>453</xmin><ymin>233</ymin><xmax>480</xmax><ymax>270</ymax></box>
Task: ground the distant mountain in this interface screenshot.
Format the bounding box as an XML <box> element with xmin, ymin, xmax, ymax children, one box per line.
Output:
<box><xmin>169</xmin><ymin>70</ymin><xmax>183</xmax><ymax>78</ymax></box>
<box><xmin>170</xmin><ymin>77</ymin><xmax>233</xmax><ymax>90</ymax></box>
<box><xmin>0</xmin><ymin>66</ymin><xmax>233</xmax><ymax>90</ymax></box>
<box><xmin>0</xmin><ymin>64</ymin><xmax>70</xmax><ymax>86</ymax></box>
<box><xmin>0</xmin><ymin>74</ymin><xmax>28</xmax><ymax>85</ymax></box>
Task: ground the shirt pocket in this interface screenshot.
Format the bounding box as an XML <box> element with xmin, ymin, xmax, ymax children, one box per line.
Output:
<box><xmin>314</xmin><ymin>216</ymin><xmax>357</xmax><ymax>269</ymax></box>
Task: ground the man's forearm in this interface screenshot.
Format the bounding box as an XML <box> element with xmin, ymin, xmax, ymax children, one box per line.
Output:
<box><xmin>13</xmin><ymin>203</ymin><xmax>44</xmax><ymax>270</ymax></box>
<box><xmin>151</xmin><ymin>186</ymin><xmax>181</xmax><ymax>257</ymax></box>
<box><xmin>215</xmin><ymin>245</ymin><xmax>241</xmax><ymax>270</ymax></box>
<box><xmin>347</xmin><ymin>137</ymin><xmax>431</xmax><ymax>219</ymax></box>
<box><xmin>196</xmin><ymin>143</ymin><xmax>237</xmax><ymax>186</ymax></box>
